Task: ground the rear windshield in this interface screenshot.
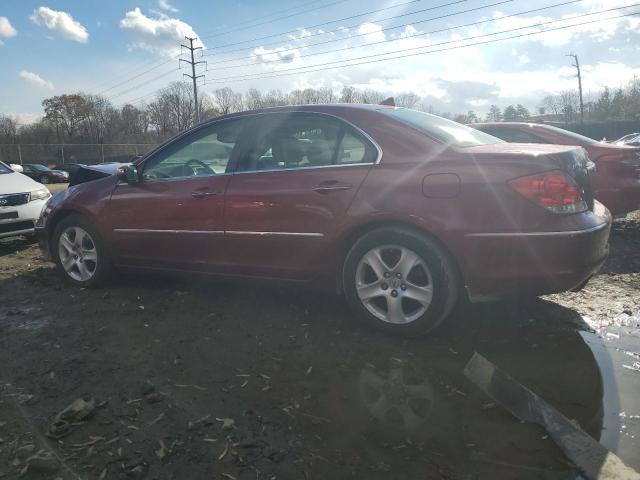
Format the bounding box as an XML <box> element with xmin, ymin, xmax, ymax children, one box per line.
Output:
<box><xmin>28</xmin><ymin>164</ymin><xmax>50</xmax><ymax>171</ymax></box>
<box><xmin>381</xmin><ymin>108</ymin><xmax>504</xmax><ymax>148</ymax></box>
<box><xmin>541</xmin><ymin>125</ymin><xmax>601</xmax><ymax>145</ymax></box>
<box><xmin>0</xmin><ymin>162</ymin><xmax>12</xmax><ymax>174</ymax></box>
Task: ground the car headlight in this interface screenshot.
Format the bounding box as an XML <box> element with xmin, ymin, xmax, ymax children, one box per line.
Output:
<box><xmin>30</xmin><ymin>187</ymin><xmax>52</xmax><ymax>202</ymax></box>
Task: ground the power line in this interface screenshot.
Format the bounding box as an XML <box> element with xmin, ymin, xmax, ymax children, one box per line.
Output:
<box><xmin>106</xmin><ymin>68</ymin><xmax>181</xmax><ymax>102</ymax></box>
<box><xmin>203</xmin><ymin>0</ymin><xmax>468</xmax><ymax>54</ymax></box>
<box><xmin>87</xmin><ymin>0</ymin><xmax>339</xmax><ymax>93</ymax></box>
<box><xmin>210</xmin><ymin>0</ymin><xmax>569</xmax><ymax>72</ymax></box>
<box><xmin>203</xmin><ymin>8</ymin><xmax>639</xmax><ymax>85</ymax></box>
<box><xmin>98</xmin><ymin>54</ymin><xmax>181</xmax><ymax>95</ymax></box>
<box><xmin>200</xmin><ymin>0</ymin><xmax>354</xmax><ymax>40</ymax></box>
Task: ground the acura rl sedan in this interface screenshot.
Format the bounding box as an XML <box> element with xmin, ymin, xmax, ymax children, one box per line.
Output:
<box><xmin>471</xmin><ymin>122</ymin><xmax>640</xmax><ymax>216</ymax></box>
<box><xmin>36</xmin><ymin>105</ymin><xmax>611</xmax><ymax>335</ymax></box>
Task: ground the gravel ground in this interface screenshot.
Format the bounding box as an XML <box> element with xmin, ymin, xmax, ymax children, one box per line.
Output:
<box><xmin>0</xmin><ymin>213</ymin><xmax>638</xmax><ymax>480</ymax></box>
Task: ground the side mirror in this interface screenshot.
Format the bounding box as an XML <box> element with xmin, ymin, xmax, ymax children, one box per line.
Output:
<box><xmin>117</xmin><ymin>164</ymin><xmax>140</xmax><ymax>184</ymax></box>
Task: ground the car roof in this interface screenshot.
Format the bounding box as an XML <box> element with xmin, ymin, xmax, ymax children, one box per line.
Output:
<box><xmin>200</xmin><ymin>103</ymin><xmax>394</xmax><ymax>124</ymax></box>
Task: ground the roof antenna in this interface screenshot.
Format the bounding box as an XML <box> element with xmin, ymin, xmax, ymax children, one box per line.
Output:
<box><xmin>379</xmin><ymin>97</ymin><xmax>395</xmax><ymax>106</ymax></box>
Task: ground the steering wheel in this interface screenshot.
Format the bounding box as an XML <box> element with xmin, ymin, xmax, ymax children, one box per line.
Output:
<box><xmin>185</xmin><ymin>159</ymin><xmax>214</xmax><ymax>176</ymax></box>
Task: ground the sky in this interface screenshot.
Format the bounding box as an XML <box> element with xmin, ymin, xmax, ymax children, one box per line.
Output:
<box><xmin>1</xmin><ymin>0</ymin><xmax>639</xmax><ymax>123</ymax></box>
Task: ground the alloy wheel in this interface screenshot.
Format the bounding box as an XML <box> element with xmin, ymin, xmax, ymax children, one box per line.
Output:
<box><xmin>58</xmin><ymin>226</ymin><xmax>98</xmax><ymax>282</ymax></box>
<box><xmin>355</xmin><ymin>245</ymin><xmax>433</xmax><ymax>324</ymax></box>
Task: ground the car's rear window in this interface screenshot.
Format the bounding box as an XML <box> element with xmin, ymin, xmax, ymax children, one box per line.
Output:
<box><xmin>0</xmin><ymin>162</ymin><xmax>12</xmax><ymax>174</ymax></box>
<box><xmin>380</xmin><ymin>108</ymin><xmax>504</xmax><ymax>148</ymax></box>
<box><xmin>541</xmin><ymin>125</ymin><xmax>601</xmax><ymax>145</ymax></box>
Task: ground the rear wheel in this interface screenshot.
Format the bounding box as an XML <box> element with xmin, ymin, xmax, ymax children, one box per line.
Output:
<box><xmin>343</xmin><ymin>227</ymin><xmax>458</xmax><ymax>336</ymax></box>
<box><xmin>53</xmin><ymin>215</ymin><xmax>113</xmax><ymax>287</ymax></box>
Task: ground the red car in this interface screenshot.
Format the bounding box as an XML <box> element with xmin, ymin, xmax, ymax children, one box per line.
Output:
<box><xmin>470</xmin><ymin>122</ymin><xmax>640</xmax><ymax>216</ymax></box>
<box><xmin>36</xmin><ymin>105</ymin><xmax>611</xmax><ymax>335</ymax></box>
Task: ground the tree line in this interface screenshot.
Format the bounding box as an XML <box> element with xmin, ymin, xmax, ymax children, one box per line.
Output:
<box><xmin>1</xmin><ymin>77</ymin><xmax>639</xmax><ymax>147</ymax></box>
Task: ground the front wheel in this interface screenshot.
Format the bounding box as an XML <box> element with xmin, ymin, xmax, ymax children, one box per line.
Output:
<box><xmin>343</xmin><ymin>227</ymin><xmax>459</xmax><ymax>336</ymax></box>
<box><xmin>40</xmin><ymin>176</ymin><xmax>50</xmax><ymax>184</ymax></box>
<box><xmin>52</xmin><ymin>215</ymin><xmax>113</xmax><ymax>287</ymax></box>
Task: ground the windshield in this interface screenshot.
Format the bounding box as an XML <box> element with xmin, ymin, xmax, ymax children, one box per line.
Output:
<box><xmin>542</xmin><ymin>125</ymin><xmax>601</xmax><ymax>145</ymax></box>
<box><xmin>0</xmin><ymin>161</ymin><xmax>13</xmax><ymax>174</ymax></box>
<box><xmin>381</xmin><ymin>108</ymin><xmax>504</xmax><ymax>148</ymax></box>
<box><xmin>28</xmin><ymin>164</ymin><xmax>50</xmax><ymax>172</ymax></box>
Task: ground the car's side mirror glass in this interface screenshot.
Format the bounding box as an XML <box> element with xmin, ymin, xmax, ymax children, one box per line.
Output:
<box><xmin>117</xmin><ymin>165</ymin><xmax>140</xmax><ymax>184</ymax></box>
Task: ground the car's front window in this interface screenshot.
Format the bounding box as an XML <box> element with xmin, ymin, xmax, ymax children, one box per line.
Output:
<box><xmin>0</xmin><ymin>161</ymin><xmax>12</xmax><ymax>174</ymax></box>
<box><xmin>29</xmin><ymin>164</ymin><xmax>49</xmax><ymax>172</ymax></box>
<box><xmin>380</xmin><ymin>108</ymin><xmax>504</xmax><ymax>148</ymax></box>
<box><xmin>142</xmin><ymin>119</ymin><xmax>245</xmax><ymax>181</ymax></box>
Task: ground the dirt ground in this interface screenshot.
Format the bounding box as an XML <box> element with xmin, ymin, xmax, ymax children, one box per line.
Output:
<box><xmin>0</xmin><ymin>211</ymin><xmax>639</xmax><ymax>480</ymax></box>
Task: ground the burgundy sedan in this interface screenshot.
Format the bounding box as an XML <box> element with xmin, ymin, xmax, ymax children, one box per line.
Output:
<box><xmin>471</xmin><ymin>122</ymin><xmax>640</xmax><ymax>216</ymax></box>
<box><xmin>36</xmin><ymin>105</ymin><xmax>611</xmax><ymax>335</ymax></box>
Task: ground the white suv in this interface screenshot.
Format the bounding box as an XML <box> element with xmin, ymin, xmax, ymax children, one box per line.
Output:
<box><xmin>0</xmin><ymin>161</ymin><xmax>51</xmax><ymax>239</ymax></box>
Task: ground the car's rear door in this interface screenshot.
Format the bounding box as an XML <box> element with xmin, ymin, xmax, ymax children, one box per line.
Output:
<box><xmin>107</xmin><ymin>118</ymin><xmax>247</xmax><ymax>271</ymax></box>
<box><xmin>222</xmin><ymin>112</ymin><xmax>379</xmax><ymax>280</ymax></box>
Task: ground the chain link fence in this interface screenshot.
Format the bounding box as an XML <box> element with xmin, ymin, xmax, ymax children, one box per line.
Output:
<box><xmin>0</xmin><ymin>144</ymin><xmax>157</xmax><ymax>167</ymax></box>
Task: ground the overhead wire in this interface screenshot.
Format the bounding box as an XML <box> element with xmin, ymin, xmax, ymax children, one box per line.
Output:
<box><xmin>207</xmin><ymin>0</ymin><xmax>590</xmax><ymax>72</ymax></box>
<box><xmin>203</xmin><ymin>6</ymin><xmax>639</xmax><ymax>84</ymax></box>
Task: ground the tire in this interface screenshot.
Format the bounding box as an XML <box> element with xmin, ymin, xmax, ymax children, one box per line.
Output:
<box><xmin>40</xmin><ymin>176</ymin><xmax>49</xmax><ymax>184</ymax></box>
<box><xmin>52</xmin><ymin>214</ymin><xmax>113</xmax><ymax>287</ymax></box>
<box><xmin>342</xmin><ymin>227</ymin><xmax>459</xmax><ymax>336</ymax></box>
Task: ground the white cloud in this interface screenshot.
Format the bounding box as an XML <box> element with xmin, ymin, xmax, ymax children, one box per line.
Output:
<box><xmin>30</xmin><ymin>7</ymin><xmax>89</xmax><ymax>43</ymax></box>
<box><xmin>400</xmin><ymin>25</ymin><xmax>418</xmax><ymax>39</ymax></box>
<box><xmin>0</xmin><ymin>16</ymin><xmax>17</xmax><ymax>38</ymax></box>
<box><xmin>120</xmin><ymin>8</ymin><xmax>204</xmax><ymax>57</ymax></box>
<box><xmin>18</xmin><ymin>70</ymin><xmax>54</xmax><ymax>91</ymax></box>
<box><xmin>358</xmin><ymin>22</ymin><xmax>385</xmax><ymax>43</ymax></box>
<box><xmin>252</xmin><ymin>46</ymin><xmax>301</xmax><ymax>65</ymax></box>
<box><xmin>158</xmin><ymin>0</ymin><xmax>179</xmax><ymax>13</ymax></box>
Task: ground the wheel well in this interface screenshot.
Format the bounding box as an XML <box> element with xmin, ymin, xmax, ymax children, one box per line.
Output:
<box><xmin>48</xmin><ymin>210</ymin><xmax>83</xmax><ymax>244</ymax></box>
<box><xmin>334</xmin><ymin>220</ymin><xmax>463</xmax><ymax>295</ymax></box>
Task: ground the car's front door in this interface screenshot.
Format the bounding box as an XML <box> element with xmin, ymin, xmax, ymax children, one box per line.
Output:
<box><xmin>223</xmin><ymin>112</ymin><xmax>379</xmax><ymax>280</ymax></box>
<box><xmin>107</xmin><ymin>118</ymin><xmax>247</xmax><ymax>271</ymax></box>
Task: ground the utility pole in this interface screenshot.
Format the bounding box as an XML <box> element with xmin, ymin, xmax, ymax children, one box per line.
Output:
<box><xmin>180</xmin><ymin>37</ymin><xmax>205</xmax><ymax>125</ymax></box>
<box><xmin>566</xmin><ymin>53</ymin><xmax>584</xmax><ymax>122</ymax></box>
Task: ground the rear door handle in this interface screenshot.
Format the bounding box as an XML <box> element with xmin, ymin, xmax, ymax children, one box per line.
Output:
<box><xmin>191</xmin><ymin>191</ymin><xmax>218</xmax><ymax>198</ymax></box>
<box><xmin>313</xmin><ymin>182</ymin><xmax>353</xmax><ymax>194</ymax></box>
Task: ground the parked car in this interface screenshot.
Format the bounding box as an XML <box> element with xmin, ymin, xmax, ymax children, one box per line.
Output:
<box><xmin>21</xmin><ymin>164</ymin><xmax>69</xmax><ymax>184</ymax></box>
<box><xmin>9</xmin><ymin>164</ymin><xmax>23</xmax><ymax>173</ymax></box>
<box><xmin>36</xmin><ymin>105</ymin><xmax>610</xmax><ymax>335</ymax></box>
<box><xmin>612</xmin><ymin>133</ymin><xmax>640</xmax><ymax>145</ymax></box>
<box><xmin>51</xmin><ymin>163</ymin><xmax>84</xmax><ymax>177</ymax></box>
<box><xmin>470</xmin><ymin>123</ymin><xmax>640</xmax><ymax>216</ymax></box>
<box><xmin>617</xmin><ymin>133</ymin><xmax>640</xmax><ymax>147</ymax></box>
<box><xmin>0</xmin><ymin>161</ymin><xmax>51</xmax><ymax>238</ymax></box>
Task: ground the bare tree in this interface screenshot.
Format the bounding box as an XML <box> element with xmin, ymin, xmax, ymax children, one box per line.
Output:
<box><xmin>213</xmin><ymin>87</ymin><xmax>242</xmax><ymax>115</ymax></box>
<box><xmin>395</xmin><ymin>92</ymin><xmax>421</xmax><ymax>108</ymax></box>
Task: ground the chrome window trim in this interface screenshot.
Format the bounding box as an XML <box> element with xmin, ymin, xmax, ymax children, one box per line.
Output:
<box><xmin>125</xmin><ymin>110</ymin><xmax>383</xmax><ymax>184</ymax></box>
<box><xmin>231</xmin><ymin>161</ymin><xmax>374</xmax><ymax>176</ymax></box>
<box><xmin>465</xmin><ymin>222</ymin><xmax>608</xmax><ymax>238</ymax></box>
<box><xmin>226</xmin><ymin>230</ymin><xmax>324</xmax><ymax>238</ymax></box>
<box><xmin>113</xmin><ymin>229</ymin><xmax>224</xmax><ymax>235</ymax></box>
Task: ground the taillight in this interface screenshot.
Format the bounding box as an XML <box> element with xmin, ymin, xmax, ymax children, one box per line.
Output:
<box><xmin>509</xmin><ymin>170</ymin><xmax>587</xmax><ymax>214</ymax></box>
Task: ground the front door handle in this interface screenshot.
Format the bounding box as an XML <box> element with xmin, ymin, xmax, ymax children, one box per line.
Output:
<box><xmin>191</xmin><ymin>191</ymin><xmax>218</xmax><ymax>198</ymax></box>
<box><xmin>313</xmin><ymin>182</ymin><xmax>353</xmax><ymax>194</ymax></box>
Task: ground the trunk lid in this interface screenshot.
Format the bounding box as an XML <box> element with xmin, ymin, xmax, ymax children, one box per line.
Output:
<box><xmin>463</xmin><ymin>143</ymin><xmax>595</xmax><ymax>210</ymax></box>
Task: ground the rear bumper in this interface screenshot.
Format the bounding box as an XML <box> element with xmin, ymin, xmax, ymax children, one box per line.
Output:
<box><xmin>462</xmin><ymin>202</ymin><xmax>611</xmax><ymax>301</ymax></box>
